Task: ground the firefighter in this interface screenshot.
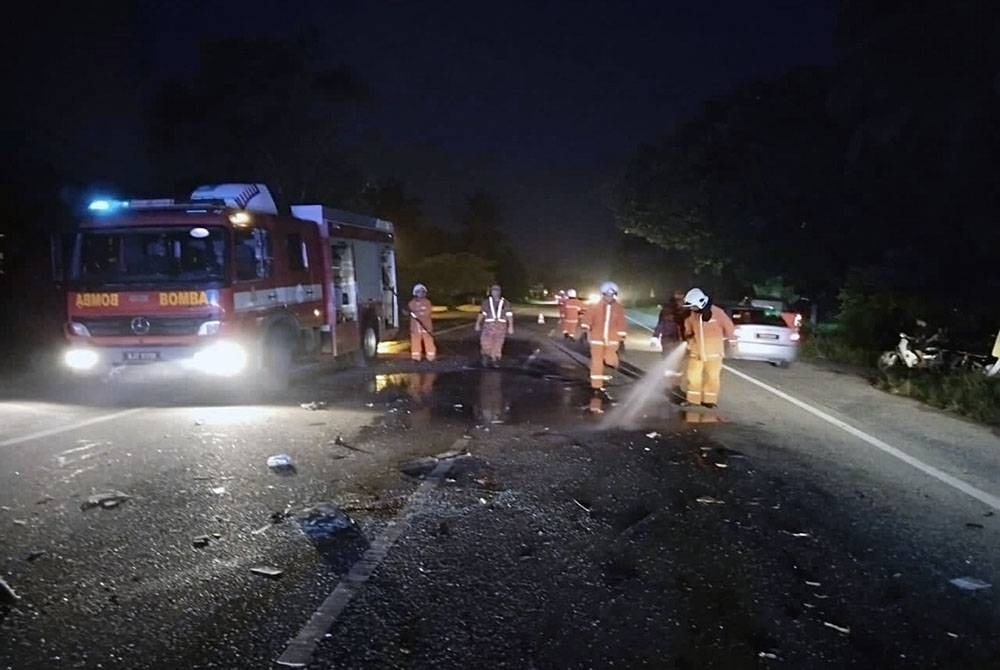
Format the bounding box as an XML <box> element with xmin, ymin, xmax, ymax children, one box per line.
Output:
<box><xmin>582</xmin><ymin>281</ymin><xmax>627</xmax><ymax>396</ymax></box>
<box><xmin>408</xmin><ymin>283</ymin><xmax>436</xmax><ymax>362</ymax></box>
<box><xmin>681</xmin><ymin>287</ymin><xmax>735</xmax><ymax>408</ymax></box>
<box><xmin>561</xmin><ymin>288</ymin><xmax>586</xmax><ymax>340</ymax></box>
<box><xmin>475</xmin><ymin>283</ymin><xmax>514</xmax><ymax>367</ymax></box>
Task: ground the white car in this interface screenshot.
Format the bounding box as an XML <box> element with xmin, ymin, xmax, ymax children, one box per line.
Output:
<box><xmin>727</xmin><ymin>307</ymin><xmax>800</xmax><ymax>367</ymax></box>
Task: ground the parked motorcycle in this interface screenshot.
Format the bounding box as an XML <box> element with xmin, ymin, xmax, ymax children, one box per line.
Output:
<box><xmin>877</xmin><ymin>330</ymin><xmax>947</xmax><ymax>372</ymax></box>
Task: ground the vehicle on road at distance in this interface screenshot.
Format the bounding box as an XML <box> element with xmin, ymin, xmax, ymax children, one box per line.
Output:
<box><xmin>726</xmin><ymin>305</ymin><xmax>800</xmax><ymax>367</ymax></box>
<box><xmin>58</xmin><ymin>183</ymin><xmax>399</xmax><ymax>390</ymax></box>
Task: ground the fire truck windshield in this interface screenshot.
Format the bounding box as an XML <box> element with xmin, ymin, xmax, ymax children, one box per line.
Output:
<box><xmin>70</xmin><ymin>226</ymin><xmax>228</xmax><ymax>286</ymax></box>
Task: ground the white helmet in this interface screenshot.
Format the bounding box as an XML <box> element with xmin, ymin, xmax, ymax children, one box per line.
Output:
<box><xmin>600</xmin><ymin>281</ymin><xmax>619</xmax><ymax>296</ymax></box>
<box><xmin>412</xmin><ymin>283</ymin><xmax>428</xmax><ymax>296</ymax></box>
<box><xmin>683</xmin><ymin>287</ymin><xmax>710</xmax><ymax>310</ymax></box>
<box><xmin>566</xmin><ymin>288</ymin><xmax>577</xmax><ymax>298</ymax></box>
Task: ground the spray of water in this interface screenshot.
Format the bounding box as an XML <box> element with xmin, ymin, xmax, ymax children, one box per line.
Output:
<box><xmin>601</xmin><ymin>342</ymin><xmax>688</xmax><ymax>429</ymax></box>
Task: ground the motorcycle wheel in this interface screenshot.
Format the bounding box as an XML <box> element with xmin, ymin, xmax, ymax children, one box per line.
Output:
<box><xmin>877</xmin><ymin>351</ymin><xmax>899</xmax><ymax>372</ymax></box>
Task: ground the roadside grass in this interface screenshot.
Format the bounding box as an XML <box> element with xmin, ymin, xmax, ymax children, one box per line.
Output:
<box><xmin>876</xmin><ymin>369</ymin><xmax>1000</xmax><ymax>426</ymax></box>
<box><xmin>798</xmin><ymin>331</ymin><xmax>879</xmax><ymax>369</ymax></box>
<box><xmin>799</xmin><ymin>328</ymin><xmax>1000</xmax><ymax>426</ymax></box>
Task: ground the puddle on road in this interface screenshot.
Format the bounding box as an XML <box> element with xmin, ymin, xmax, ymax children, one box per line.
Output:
<box><xmin>369</xmin><ymin>368</ymin><xmax>590</xmax><ymax>428</ymax></box>
<box><xmin>366</xmin><ymin>363</ymin><xmax>727</xmax><ymax>433</ymax></box>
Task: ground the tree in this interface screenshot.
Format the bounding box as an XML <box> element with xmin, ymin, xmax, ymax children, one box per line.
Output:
<box><xmin>404</xmin><ymin>252</ymin><xmax>496</xmax><ymax>306</ymax></box>
<box><xmin>614</xmin><ymin>67</ymin><xmax>846</xmax><ymax>303</ymax></box>
<box><xmin>361</xmin><ymin>179</ymin><xmax>459</xmax><ymax>269</ymax></box>
<box><xmin>152</xmin><ymin>36</ymin><xmax>368</xmax><ymax>206</ymax></box>
<box><xmin>455</xmin><ymin>191</ymin><xmax>528</xmax><ymax>297</ymax></box>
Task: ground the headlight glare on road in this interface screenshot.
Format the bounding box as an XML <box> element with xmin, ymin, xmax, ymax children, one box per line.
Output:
<box><xmin>188</xmin><ymin>340</ymin><xmax>247</xmax><ymax>376</ymax></box>
<box><xmin>64</xmin><ymin>348</ymin><xmax>99</xmax><ymax>371</ymax></box>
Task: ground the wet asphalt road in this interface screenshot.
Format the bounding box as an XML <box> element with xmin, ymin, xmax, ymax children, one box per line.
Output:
<box><xmin>2</xmin><ymin>315</ymin><xmax>999</xmax><ymax>669</ymax></box>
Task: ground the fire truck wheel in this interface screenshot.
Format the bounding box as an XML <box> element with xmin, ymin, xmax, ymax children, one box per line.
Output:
<box><xmin>262</xmin><ymin>332</ymin><xmax>294</xmax><ymax>392</ymax></box>
<box><xmin>361</xmin><ymin>323</ymin><xmax>379</xmax><ymax>361</ymax></box>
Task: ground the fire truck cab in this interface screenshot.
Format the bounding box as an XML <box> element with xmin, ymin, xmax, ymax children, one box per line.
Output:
<box><xmin>62</xmin><ymin>183</ymin><xmax>398</xmax><ymax>390</ymax></box>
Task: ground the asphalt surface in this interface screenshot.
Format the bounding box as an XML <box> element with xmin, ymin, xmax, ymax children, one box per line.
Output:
<box><xmin>2</xmin><ymin>310</ymin><xmax>999</xmax><ymax>669</ymax></box>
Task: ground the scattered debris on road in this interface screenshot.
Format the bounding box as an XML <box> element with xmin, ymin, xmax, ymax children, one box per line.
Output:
<box><xmin>434</xmin><ymin>448</ymin><xmax>468</xmax><ymax>460</ymax></box>
<box><xmin>965</xmin><ymin>522</ymin><xmax>984</xmax><ymax>529</ymax></box>
<box><xmin>36</xmin><ymin>496</ymin><xmax>53</xmax><ymax>505</ymax></box>
<box><xmin>266</xmin><ymin>454</ymin><xmax>295</xmax><ymax>472</ymax></box>
<box><xmin>250</xmin><ymin>566</ymin><xmax>283</xmax><ymax>579</ymax></box>
<box><xmin>270</xmin><ymin>505</ymin><xmax>294</xmax><ymax>524</ymax></box>
<box><xmin>300</xmin><ymin>401</ymin><xmax>327</xmax><ymax>411</ymax></box>
<box><xmin>949</xmin><ymin>577</ymin><xmax>991</xmax><ymax>591</ymax></box>
<box><xmin>572</xmin><ymin>498</ymin><xmax>591</xmax><ymax>513</ymax></box>
<box><xmin>296</xmin><ymin>503</ymin><xmax>358</xmax><ymax>542</ymax></box>
<box><xmin>645</xmin><ymin>431</ymin><xmax>661</xmax><ymax>439</ymax></box>
<box><xmin>210</xmin><ymin>486</ymin><xmax>226</xmax><ymax>496</ymax></box>
<box><xmin>192</xmin><ymin>536</ymin><xmax>211</xmax><ymax>548</ymax></box>
<box><xmin>12</xmin><ymin>519</ymin><xmax>27</xmax><ymax>526</ymax></box>
<box><xmin>401</xmin><ymin>456</ymin><xmax>439</xmax><ymax>478</ymax></box>
<box><xmin>80</xmin><ymin>491</ymin><xmax>130</xmax><ymax>511</ymax></box>
<box><xmin>758</xmin><ymin>651</ymin><xmax>778</xmax><ymax>660</ymax></box>
<box><xmin>25</xmin><ymin>550</ymin><xmax>46</xmax><ymax>562</ymax></box>
<box><xmin>695</xmin><ymin>496</ymin><xmax>725</xmax><ymax>505</ymax></box>
<box><xmin>0</xmin><ymin>578</ymin><xmax>20</xmax><ymax>604</ymax></box>
<box><xmin>823</xmin><ymin>621</ymin><xmax>851</xmax><ymax>635</ymax></box>
<box><xmin>329</xmin><ymin>435</ymin><xmax>370</xmax><ymax>454</ymax></box>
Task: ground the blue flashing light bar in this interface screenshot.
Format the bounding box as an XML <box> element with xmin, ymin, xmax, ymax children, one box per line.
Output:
<box><xmin>88</xmin><ymin>199</ymin><xmax>129</xmax><ymax>212</ymax></box>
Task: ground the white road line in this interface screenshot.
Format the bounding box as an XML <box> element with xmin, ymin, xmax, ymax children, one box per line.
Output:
<box><xmin>625</xmin><ymin>312</ymin><xmax>1000</xmax><ymax>512</ymax></box>
<box><xmin>0</xmin><ymin>408</ymin><xmax>144</xmax><ymax>449</ymax></box>
<box><xmin>722</xmin><ymin>365</ymin><xmax>1000</xmax><ymax>512</ymax></box>
<box><xmin>276</xmin><ymin>447</ymin><xmax>460</xmax><ymax>667</ymax></box>
<box><xmin>626</xmin><ymin>314</ymin><xmax>655</xmax><ymax>331</ymax></box>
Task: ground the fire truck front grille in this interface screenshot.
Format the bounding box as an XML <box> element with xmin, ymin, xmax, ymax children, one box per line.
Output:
<box><xmin>78</xmin><ymin>317</ymin><xmax>206</xmax><ymax>337</ymax></box>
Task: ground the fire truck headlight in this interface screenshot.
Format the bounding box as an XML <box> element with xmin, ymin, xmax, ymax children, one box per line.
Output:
<box><xmin>189</xmin><ymin>341</ymin><xmax>247</xmax><ymax>376</ymax></box>
<box><xmin>65</xmin><ymin>348</ymin><xmax>99</xmax><ymax>371</ymax></box>
<box><xmin>68</xmin><ymin>322</ymin><xmax>92</xmax><ymax>337</ymax></box>
<box><xmin>197</xmin><ymin>320</ymin><xmax>222</xmax><ymax>336</ymax></box>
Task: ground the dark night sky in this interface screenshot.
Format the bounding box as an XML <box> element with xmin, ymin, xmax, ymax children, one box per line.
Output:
<box><xmin>12</xmin><ymin>0</ymin><xmax>838</xmax><ymax>270</ymax></box>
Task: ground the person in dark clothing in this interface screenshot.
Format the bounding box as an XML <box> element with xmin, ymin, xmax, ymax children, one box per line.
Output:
<box><xmin>651</xmin><ymin>292</ymin><xmax>686</xmax><ymax>355</ymax></box>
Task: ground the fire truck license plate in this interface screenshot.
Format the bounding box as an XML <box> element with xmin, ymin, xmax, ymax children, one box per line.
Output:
<box><xmin>124</xmin><ymin>351</ymin><xmax>160</xmax><ymax>362</ymax></box>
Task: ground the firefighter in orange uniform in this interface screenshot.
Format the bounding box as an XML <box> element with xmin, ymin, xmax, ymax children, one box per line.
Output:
<box><xmin>408</xmin><ymin>283</ymin><xmax>436</xmax><ymax>362</ymax></box>
<box><xmin>561</xmin><ymin>288</ymin><xmax>586</xmax><ymax>340</ymax></box>
<box><xmin>681</xmin><ymin>287</ymin><xmax>735</xmax><ymax>408</ymax></box>
<box><xmin>475</xmin><ymin>283</ymin><xmax>514</xmax><ymax>367</ymax></box>
<box><xmin>582</xmin><ymin>281</ymin><xmax>627</xmax><ymax>396</ymax></box>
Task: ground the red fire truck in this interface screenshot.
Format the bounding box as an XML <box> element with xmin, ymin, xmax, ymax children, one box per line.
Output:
<box><xmin>62</xmin><ymin>183</ymin><xmax>398</xmax><ymax>390</ymax></box>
